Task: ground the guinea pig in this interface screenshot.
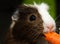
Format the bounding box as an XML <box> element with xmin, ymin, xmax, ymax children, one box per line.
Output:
<box><xmin>4</xmin><ymin>2</ymin><xmax>56</xmax><ymax>44</ymax></box>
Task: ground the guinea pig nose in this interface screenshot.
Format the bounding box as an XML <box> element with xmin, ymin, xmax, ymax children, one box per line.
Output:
<box><xmin>47</xmin><ymin>24</ymin><xmax>54</xmax><ymax>30</ymax></box>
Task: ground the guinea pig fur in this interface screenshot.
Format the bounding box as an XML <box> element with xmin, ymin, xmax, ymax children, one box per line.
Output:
<box><xmin>4</xmin><ymin>2</ymin><xmax>56</xmax><ymax>44</ymax></box>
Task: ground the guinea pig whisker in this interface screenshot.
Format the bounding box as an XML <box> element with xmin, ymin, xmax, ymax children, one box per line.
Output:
<box><xmin>32</xmin><ymin>32</ymin><xmax>40</xmax><ymax>40</ymax></box>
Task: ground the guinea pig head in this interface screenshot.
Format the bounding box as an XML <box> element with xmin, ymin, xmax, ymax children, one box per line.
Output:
<box><xmin>10</xmin><ymin>3</ymin><xmax>56</xmax><ymax>43</ymax></box>
<box><xmin>10</xmin><ymin>5</ymin><xmax>44</xmax><ymax>42</ymax></box>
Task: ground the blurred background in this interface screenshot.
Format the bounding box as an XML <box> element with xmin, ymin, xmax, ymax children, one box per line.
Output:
<box><xmin>0</xmin><ymin>0</ymin><xmax>60</xmax><ymax>44</ymax></box>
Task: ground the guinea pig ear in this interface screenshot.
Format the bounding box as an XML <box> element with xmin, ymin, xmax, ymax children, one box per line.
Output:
<box><xmin>10</xmin><ymin>10</ymin><xmax>19</xmax><ymax>29</ymax></box>
<box><xmin>11</xmin><ymin>9</ymin><xmax>19</xmax><ymax>21</ymax></box>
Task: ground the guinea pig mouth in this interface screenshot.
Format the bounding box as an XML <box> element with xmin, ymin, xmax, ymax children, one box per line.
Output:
<box><xmin>23</xmin><ymin>27</ymin><xmax>43</xmax><ymax>41</ymax></box>
<box><xmin>32</xmin><ymin>30</ymin><xmax>44</xmax><ymax>39</ymax></box>
<box><xmin>23</xmin><ymin>28</ymin><xmax>43</xmax><ymax>41</ymax></box>
<box><xmin>21</xmin><ymin>31</ymin><xmax>41</xmax><ymax>42</ymax></box>
<box><xmin>31</xmin><ymin>32</ymin><xmax>43</xmax><ymax>40</ymax></box>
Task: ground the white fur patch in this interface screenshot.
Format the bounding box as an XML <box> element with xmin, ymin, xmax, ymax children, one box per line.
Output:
<box><xmin>10</xmin><ymin>21</ymin><xmax>16</xmax><ymax>29</ymax></box>
<box><xmin>12</xmin><ymin>10</ymin><xmax>19</xmax><ymax>21</ymax></box>
<box><xmin>10</xmin><ymin>10</ymin><xmax>19</xmax><ymax>29</ymax></box>
<box><xmin>33</xmin><ymin>2</ymin><xmax>56</xmax><ymax>32</ymax></box>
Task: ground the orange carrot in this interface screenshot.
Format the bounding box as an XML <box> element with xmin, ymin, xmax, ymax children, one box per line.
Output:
<box><xmin>44</xmin><ymin>32</ymin><xmax>60</xmax><ymax>44</ymax></box>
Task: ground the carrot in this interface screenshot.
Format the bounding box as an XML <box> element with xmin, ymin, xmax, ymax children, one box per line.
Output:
<box><xmin>44</xmin><ymin>32</ymin><xmax>60</xmax><ymax>44</ymax></box>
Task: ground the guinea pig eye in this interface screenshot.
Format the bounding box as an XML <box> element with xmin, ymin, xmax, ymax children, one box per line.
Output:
<box><xmin>29</xmin><ymin>15</ymin><xmax>36</xmax><ymax>21</ymax></box>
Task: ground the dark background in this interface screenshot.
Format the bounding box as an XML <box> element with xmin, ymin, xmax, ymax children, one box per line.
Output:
<box><xmin>0</xmin><ymin>0</ymin><xmax>24</xmax><ymax>44</ymax></box>
<box><xmin>56</xmin><ymin>0</ymin><xmax>60</xmax><ymax>34</ymax></box>
<box><xmin>0</xmin><ymin>0</ymin><xmax>60</xmax><ymax>44</ymax></box>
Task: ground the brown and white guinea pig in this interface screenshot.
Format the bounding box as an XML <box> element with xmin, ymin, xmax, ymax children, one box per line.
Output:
<box><xmin>5</xmin><ymin>2</ymin><xmax>56</xmax><ymax>44</ymax></box>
